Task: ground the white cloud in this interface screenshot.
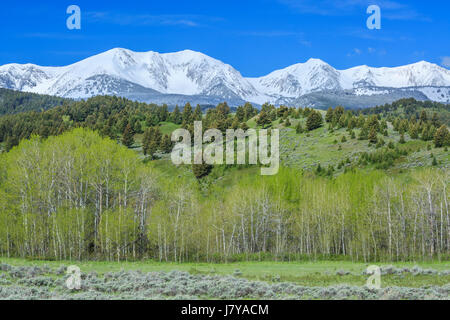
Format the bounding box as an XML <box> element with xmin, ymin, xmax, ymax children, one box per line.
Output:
<box><xmin>85</xmin><ymin>12</ymin><xmax>211</xmax><ymax>27</ymax></box>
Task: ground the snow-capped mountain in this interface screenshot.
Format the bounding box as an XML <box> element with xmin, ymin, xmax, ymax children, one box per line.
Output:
<box><xmin>249</xmin><ymin>59</ymin><xmax>450</xmax><ymax>103</ymax></box>
<box><xmin>247</xmin><ymin>58</ymin><xmax>343</xmax><ymax>98</ymax></box>
<box><xmin>0</xmin><ymin>48</ymin><xmax>449</xmax><ymax>108</ymax></box>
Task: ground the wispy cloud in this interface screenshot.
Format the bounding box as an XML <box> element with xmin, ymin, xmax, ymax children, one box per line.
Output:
<box><xmin>85</xmin><ymin>12</ymin><xmax>217</xmax><ymax>27</ymax></box>
<box><xmin>279</xmin><ymin>0</ymin><xmax>430</xmax><ymax>21</ymax></box>
<box><xmin>239</xmin><ymin>31</ymin><xmax>302</xmax><ymax>37</ymax></box>
<box><xmin>367</xmin><ymin>47</ymin><xmax>387</xmax><ymax>55</ymax></box>
<box><xmin>19</xmin><ymin>33</ymin><xmax>86</xmax><ymax>40</ymax></box>
<box><xmin>441</xmin><ymin>57</ymin><xmax>450</xmax><ymax>68</ymax></box>
<box><xmin>347</xmin><ymin>48</ymin><xmax>362</xmax><ymax>57</ymax></box>
<box><xmin>238</xmin><ymin>30</ymin><xmax>311</xmax><ymax>47</ymax></box>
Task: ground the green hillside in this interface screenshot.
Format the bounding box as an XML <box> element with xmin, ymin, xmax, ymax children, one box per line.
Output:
<box><xmin>0</xmin><ymin>88</ymin><xmax>71</xmax><ymax>116</ymax></box>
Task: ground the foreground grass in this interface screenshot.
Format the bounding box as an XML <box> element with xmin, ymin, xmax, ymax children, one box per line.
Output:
<box><xmin>1</xmin><ymin>258</ymin><xmax>449</xmax><ymax>288</ymax></box>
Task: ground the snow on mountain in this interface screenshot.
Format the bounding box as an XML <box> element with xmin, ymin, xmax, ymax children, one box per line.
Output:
<box><xmin>0</xmin><ymin>48</ymin><xmax>449</xmax><ymax>107</ymax></box>
<box><xmin>249</xmin><ymin>59</ymin><xmax>450</xmax><ymax>99</ymax></box>
<box><xmin>247</xmin><ymin>58</ymin><xmax>343</xmax><ymax>98</ymax></box>
<box><xmin>0</xmin><ymin>48</ymin><xmax>261</xmax><ymax>102</ymax></box>
<box><xmin>340</xmin><ymin>61</ymin><xmax>450</xmax><ymax>89</ymax></box>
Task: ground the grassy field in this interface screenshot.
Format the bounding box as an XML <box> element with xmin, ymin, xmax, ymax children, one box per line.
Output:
<box><xmin>1</xmin><ymin>258</ymin><xmax>449</xmax><ymax>288</ymax></box>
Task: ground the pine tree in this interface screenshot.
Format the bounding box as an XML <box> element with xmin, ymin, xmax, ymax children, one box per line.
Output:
<box><xmin>306</xmin><ymin>111</ymin><xmax>323</xmax><ymax>131</ymax></box>
<box><xmin>171</xmin><ymin>106</ymin><xmax>182</xmax><ymax>124</ymax></box>
<box><xmin>256</xmin><ymin>111</ymin><xmax>271</xmax><ymax>128</ymax></box>
<box><xmin>193</xmin><ymin>105</ymin><xmax>203</xmax><ymax>121</ymax></box>
<box><xmin>143</xmin><ymin>127</ymin><xmax>162</xmax><ymax>157</ymax></box>
<box><xmin>231</xmin><ymin>117</ymin><xmax>240</xmax><ymax>130</ymax></box>
<box><xmin>192</xmin><ymin>162</ymin><xmax>213</xmax><ymax>179</ymax></box>
<box><xmin>182</xmin><ymin>103</ymin><xmax>193</xmax><ymax>127</ymax></box>
<box><xmin>431</xmin><ymin>112</ymin><xmax>440</xmax><ymax>127</ymax></box>
<box><xmin>358</xmin><ymin>126</ymin><xmax>369</xmax><ymax>140</ymax></box>
<box><xmin>285</xmin><ymin>118</ymin><xmax>291</xmax><ymax>127</ymax></box>
<box><xmin>434</xmin><ymin>125</ymin><xmax>450</xmax><ymax>148</ymax></box>
<box><xmin>134</xmin><ymin>120</ymin><xmax>143</xmax><ymax>134</ymax></box>
<box><xmin>409</xmin><ymin>123</ymin><xmax>419</xmax><ymax>139</ymax></box>
<box><xmin>161</xmin><ymin>134</ymin><xmax>173</xmax><ymax>154</ymax></box>
<box><xmin>236</xmin><ymin>106</ymin><xmax>245</xmax><ymax>122</ymax></box>
<box><xmin>296</xmin><ymin>122</ymin><xmax>304</xmax><ymax>134</ymax></box>
<box><xmin>315</xmin><ymin>163</ymin><xmax>323</xmax><ymax>175</ymax></box>
<box><xmin>419</xmin><ymin>110</ymin><xmax>428</xmax><ymax>123</ymax></box>
<box><xmin>5</xmin><ymin>135</ymin><xmax>19</xmax><ymax>152</ymax></box>
<box><xmin>121</xmin><ymin>124</ymin><xmax>134</xmax><ymax>147</ymax></box>
<box><xmin>432</xmin><ymin>155</ymin><xmax>438</xmax><ymax>166</ymax></box>
<box><xmin>325</xmin><ymin>107</ymin><xmax>334</xmax><ymax>123</ymax></box>
<box><xmin>399</xmin><ymin>133</ymin><xmax>406</xmax><ymax>144</ymax></box>
<box><xmin>368</xmin><ymin>127</ymin><xmax>378</xmax><ymax>144</ymax></box>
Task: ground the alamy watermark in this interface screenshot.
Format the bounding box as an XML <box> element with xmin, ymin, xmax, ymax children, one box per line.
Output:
<box><xmin>171</xmin><ymin>121</ymin><xmax>279</xmax><ymax>176</ymax></box>
<box><xmin>67</xmin><ymin>5</ymin><xmax>81</xmax><ymax>30</ymax></box>
<box><xmin>366</xmin><ymin>265</ymin><xmax>381</xmax><ymax>289</ymax></box>
<box><xmin>66</xmin><ymin>265</ymin><xmax>81</xmax><ymax>290</ymax></box>
<box><xmin>367</xmin><ymin>5</ymin><xmax>381</xmax><ymax>30</ymax></box>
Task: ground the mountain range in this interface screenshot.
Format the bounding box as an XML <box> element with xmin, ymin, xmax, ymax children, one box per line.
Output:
<box><xmin>1</xmin><ymin>48</ymin><xmax>450</xmax><ymax>108</ymax></box>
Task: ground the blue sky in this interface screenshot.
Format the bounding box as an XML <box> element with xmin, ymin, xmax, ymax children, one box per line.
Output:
<box><xmin>1</xmin><ymin>0</ymin><xmax>449</xmax><ymax>76</ymax></box>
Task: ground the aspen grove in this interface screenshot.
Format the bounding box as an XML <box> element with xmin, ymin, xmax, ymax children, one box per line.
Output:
<box><xmin>0</xmin><ymin>129</ymin><xmax>448</xmax><ymax>262</ymax></box>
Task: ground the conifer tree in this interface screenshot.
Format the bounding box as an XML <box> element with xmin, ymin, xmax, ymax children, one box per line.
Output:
<box><xmin>296</xmin><ymin>122</ymin><xmax>304</xmax><ymax>134</ymax></box>
<box><xmin>256</xmin><ymin>111</ymin><xmax>271</xmax><ymax>128</ymax></box>
<box><xmin>325</xmin><ymin>107</ymin><xmax>334</xmax><ymax>123</ymax></box>
<box><xmin>182</xmin><ymin>103</ymin><xmax>193</xmax><ymax>127</ymax></box>
<box><xmin>161</xmin><ymin>134</ymin><xmax>173</xmax><ymax>153</ymax></box>
<box><xmin>171</xmin><ymin>106</ymin><xmax>182</xmax><ymax>124</ymax></box>
<box><xmin>306</xmin><ymin>111</ymin><xmax>323</xmax><ymax>131</ymax></box>
<box><xmin>192</xmin><ymin>162</ymin><xmax>213</xmax><ymax>179</ymax></box>
<box><xmin>434</xmin><ymin>125</ymin><xmax>450</xmax><ymax>148</ymax></box>
<box><xmin>368</xmin><ymin>127</ymin><xmax>378</xmax><ymax>144</ymax></box>
<box><xmin>122</xmin><ymin>124</ymin><xmax>134</xmax><ymax>147</ymax></box>
<box><xmin>193</xmin><ymin>105</ymin><xmax>203</xmax><ymax>121</ymax></box>
<box><xmin>399</xmin><ymin>133</ymin><xmax>406</xmax><ymax>144</ymax></box>
<box><xmin>359</xmin><ymin>126</ymin><xmax>369</xmax><ymax>140</ymax></box>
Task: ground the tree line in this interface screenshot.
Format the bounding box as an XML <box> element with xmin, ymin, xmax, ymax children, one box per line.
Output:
<box><xmin>0</xmin><ymin>128</ymin><xmax>448</xmax><ymax>262</ymax></box>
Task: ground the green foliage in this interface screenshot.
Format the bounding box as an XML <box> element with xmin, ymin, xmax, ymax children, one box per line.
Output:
<box><xmin>121</xmin><ymin>124</ymin><xmax>134</xmax><ymax>147</ymax></box>
<box><xmin>192</xmin><ymin>162</ymin><xmax>213</xmax><ymax>179</ymax></box>
<box><xmin>306</xmin><ymin>111</ymin><xmax>323</xmax><ymax>131</ymax></box>
<box><xmin>434</xmin><ymin>125</ymin><xmax>450</xmax><ymax>148</ymax></box>
<box><xmin>296</xmin><ymin>122</ymin><xmax>304</xmax><ymax>134</ymax></box>
<box><xmin>0</xmin><ymin>88</ymin><xmax>70</xmax><ymax>116</ymax></box>
<box><xmin>368</xmin><ymin>127</ymin><xmax>378</xmax><ymax>144</ymax></box>
<box><xmin>256</xmin><ymin>110</ymin><xmax>271</xmax><ymax>128</ymax></box>
<box><xmin>0</xmin><ymin>128</ymin><xmax>156</xmax><ymax>260</ymax></box>
<box><xmin>360</xmin><ymin>98</ymin><xmax>450</xmax><ymax>126</ymax></box>
<box><xmin>142</xmin><ymin>127</ymin><xmax>162</xmax><ymax>157</ymax></box>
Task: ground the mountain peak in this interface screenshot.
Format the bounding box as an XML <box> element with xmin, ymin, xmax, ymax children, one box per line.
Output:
<box><xmin>305</xmin><ymin>58</ymin><xmax>328</xmax><ymax>65</ymax></box>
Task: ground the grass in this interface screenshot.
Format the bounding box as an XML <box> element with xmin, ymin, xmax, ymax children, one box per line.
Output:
<box><xmin>126</xmin><ymin>115</ymin><xmax>448</xmax><ymax>175</ymax></box>
<box><xmin>1</xmin><ymin>258</ymin><xmax>448</xmax><ymax>288</ymax></box>
<box><xmin>159</xmin><ymin>121</ymin><xmax>181</xmax><ymax>135</ymax></box>
<box><xmin>276</xmin><ymin>117</ymin><xmax>449</xmax><ymax>172</ymax></box>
